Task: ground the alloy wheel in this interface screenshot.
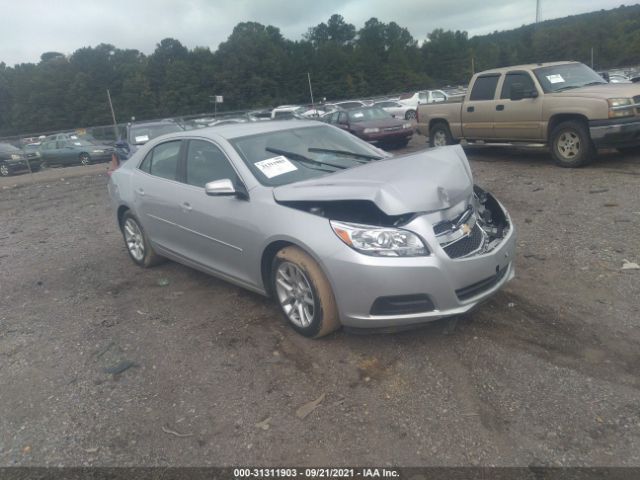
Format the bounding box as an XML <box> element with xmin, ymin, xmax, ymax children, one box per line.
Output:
<box><xmin>80</xmin><ymin>153</ymin><xmax>90</xmax><ymax>165</ymax></box>
<box><xmin>123</xmin><ymin>218</ymin><xmax>145</xmax><ymax>261</ymax></box>
<box><xmin>556</xmin><ymin>131</ymin><xmax>581</xmax><ymax>159</ymax></box>
<box><xmin>0</xmin><ymin>164</ymin><xmax>9</xmax><ymax>176</ymax></box>
<box><xmin>433</xmin><ymin>130</ymin><xmax>447</xmax><ymax>147</ymax></box>
<box><xmin>275</xmin><ymin>261</ymin><xmax>315</xmax><ymax>328</ymax></box>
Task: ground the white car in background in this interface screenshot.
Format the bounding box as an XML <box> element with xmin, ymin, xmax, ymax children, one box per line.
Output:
<box><xmin>373</xmin><ymin>100</ymin><xmax>419</xmax><ymax>120</ymax></box>
<box><xmin>397</xmin><ymin>90</ymin><xmax>448</xmax><ymax>110</ymax></box>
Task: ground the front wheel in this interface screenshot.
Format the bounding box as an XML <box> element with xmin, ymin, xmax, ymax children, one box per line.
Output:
<box><xmin>79</xmin><ymin>152</ymin><xmax>91</xmax><ymax>165</ymax></box>
<box><xmin>550</xmin><ymin>121</ymin><xmax>595</xmax><ymax>168</ymax></box>
<box><xmin>429</xmin><ymin>122</ymin><xmax>453</xmax><ymax>147</ymax></box>
<box><xmin>121</xmin><ymin>212</ymin><xmax>164</xmax><ymax>267</ymax></box>
<box><xmin>0</xmin><ymin>162</ymin><xmax>11</xmax><ymax>177</ymax></box>
<box><xmin>272</xmin><ymin>246</ymin><xmax>340</xmax><ymax>338</ymax></box>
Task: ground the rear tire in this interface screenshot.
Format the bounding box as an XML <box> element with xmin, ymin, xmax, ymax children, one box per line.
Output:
<box><xmin>429</xmin><ymin>122</ymin><xmax>453</xmax><ymax>147</ymax></box>
<box><xmin>120</xmin><ymin>211</ymin><xmax>164</xmax><ymax>268</ymax></box>
<box><xmin>549</xmin><ymin>121</ymin><xmax>595</xmax><ymax>168</ymax></box>
<box><xmin>272</xmin><ymin>246</ymin><xmax>340</xmax><ymax>338</ymax></box>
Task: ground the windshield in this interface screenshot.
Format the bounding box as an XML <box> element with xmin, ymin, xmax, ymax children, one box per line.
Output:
<box><xmin>130</xmin><ymin>124</ymin><xmax>182</xmax><ymax>145</ymax></box>
<box><xmin>230</xmin><ymin>125</ymin><xmax>382</xmax><ymax>187</ymax></box>
<box><xmin>348</xmin><ymin>108</ymin><xmax>392</xmax><ymax>122</ymax></box>
<box><xmin>533</xmin><ymin>63</ymin><xmax>606</xmax><ymax>93</ymax></box>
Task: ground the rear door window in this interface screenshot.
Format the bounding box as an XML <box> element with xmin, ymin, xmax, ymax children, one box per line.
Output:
<box><xmin>139</xmin><ymin>141</ymin><xmax>182</xmax><ymax>181</ymax></box>
<box><xmin>470</xmin><ymin>75</ymin><xmax>500</xmax><ymax>101</ymax></box>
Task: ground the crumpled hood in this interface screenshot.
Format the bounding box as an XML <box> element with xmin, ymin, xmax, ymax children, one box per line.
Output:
<box><xmin>273</xmin><ymin>145</ymin><xmax>473</xmax><ymax>215</ymax></box>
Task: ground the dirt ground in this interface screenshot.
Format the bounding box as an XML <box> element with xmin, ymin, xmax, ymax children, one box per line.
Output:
<box><xmin>1</xmin><ymin>135</ymin><xmax>639</xmax><ymax>467</ymax></box>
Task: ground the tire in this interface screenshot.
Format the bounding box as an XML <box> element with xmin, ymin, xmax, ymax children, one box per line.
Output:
<box><xmin>405</xmin><ymin>110</ymin><xmax>416</xmax><ymax>120</ymax></box>
<box><xmin>0</xmin><ymin>162</ymin><xmax>11</xmax><ymax>177</ymax></box>
<box><xmin>429</xmin><ymin>122</ymin><xmax>453</xmax><ymax>148</ymax></box>
<box><xmin>120</xmin><ymin>211</ymin><xmax>164</xmax><ymax>268</ymax></box>
<box><xmin>79</xmin><ymin>152</ymin><xmax>91</xmax><ymax>166</ymax></box>
<box><xmin>549</xmin><ymin>120</ymin><xmax>595</xmax><ymax>168</ymax></box>
<box><xmin>272</xmin><ymin>246</ymin><xmax>340</xmax><ymax>338</ymax></box>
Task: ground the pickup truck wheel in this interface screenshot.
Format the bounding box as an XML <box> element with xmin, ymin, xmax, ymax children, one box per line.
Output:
<box><xmin>272</xmin><ymin>246</ymin><xmax>340</xmax><ymax>339</ymax></box>
<box><xmin>429</xmin><ymin>123</ymin><xmax>453</xmax><ymax>147</ymax></box>
<box><xmin>550</xmin><ymin>121</ymin><xmax>595</xmax><ymax>168</ymax></box>
<box><xmin>405</xmin><ymin>110</ymin><xmax>416</xmax><ymax>120</ymax></box>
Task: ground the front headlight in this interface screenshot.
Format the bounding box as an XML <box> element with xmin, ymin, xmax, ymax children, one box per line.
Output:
<box><xmin>330</xmin><ymin>220</ymin><xmax>429</xmax><ymax>257</ymax></box>
<box><xmin>363</xmin><ymin>128</ymin><xmax>380</xmax><ymax>134</ymax></box>
<box><xmin>402</xmin><ymin>123</ymin><xmax>412</xmax><ymax>129</ymax></box>
<box><xmin>10</xmin><ymin>154</ymin><xmax>21</xmax><ymax>160</ymax></box>
<box><xmin>608</xmin><ymin>98</ymin><xmax>634</xmax><ymax>118</ymax></box>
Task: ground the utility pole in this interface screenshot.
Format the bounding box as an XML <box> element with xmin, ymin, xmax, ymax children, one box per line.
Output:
<box><xmin>307</xmin><ymin>72</ymin><xmax>315</xmax><ymax>109</ymax></box>
<box><xmin>591</xmin><ymin>47</ymin><xmax>594</xmax><ymax>69</ymax></box>
<box><xmin>536</xmin><ymin>0</ymin><xmax>541</xmax><ymax>23</ymax></box>
<box><xmin>106</xmin><ymin>89</ymin><xmax>118</xmax><ymax>140</ymax></box>
<box><xmin>471</xmin><ymin>57</ymin><xmax>475</xmax><ymax>75</ymax></box>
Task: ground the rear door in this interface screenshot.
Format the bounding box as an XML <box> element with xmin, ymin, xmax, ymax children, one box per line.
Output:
<box><xmin>461</xmin><ymin>74</ymin><xmax>501</xmax><ymax>139</ymax></box>
<box><xmin>493</xmin><ymin>71</ymin><xmax>543</xmax><ymax>141</ymax></box>
<box><xmin>132</xmin><ymin>140</ymin><xmax>185</xmax><ymax>254</ymax></box>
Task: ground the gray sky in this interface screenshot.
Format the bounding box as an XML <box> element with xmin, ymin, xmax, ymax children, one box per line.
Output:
<box><xmin>0</xmin><ymin>0</ymin><xmax>629</xmax><ymax>66</ymax></box>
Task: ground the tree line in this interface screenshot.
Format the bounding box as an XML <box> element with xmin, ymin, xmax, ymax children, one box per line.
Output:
<box><xmin>1</xmin><ymin>4</ymin><xmax>640</xmax><ymax>137</ymax></box>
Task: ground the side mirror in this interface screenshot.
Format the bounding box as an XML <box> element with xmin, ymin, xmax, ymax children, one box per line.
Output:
<box><xmin>205</xmin><ymin>178</ymin><xmax>249</xmax><ymax>200</ymax></box>
<box><xmin>205</xmin><ymin>179</ymin><xmax>237</xmax><ymax>196</ymax></box>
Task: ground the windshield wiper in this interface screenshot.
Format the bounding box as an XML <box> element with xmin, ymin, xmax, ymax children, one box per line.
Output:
<box><xmin>265</xmin><ymin>147</ymin><xmax>347</xmax><ymax>170</ymax></box>
<box><xmin>307</xmin><ymin>147</ymin><xmax>382</xmax><ymax>162</ymax></box>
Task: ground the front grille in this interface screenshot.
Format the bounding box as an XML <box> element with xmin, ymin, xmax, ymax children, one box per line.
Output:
<box><xmin>443</xmin><ymin>224</ymin><xmax>484</xmax><ymax>259</ymax></box>
<box><xmin>456</xmin><ymin>266</ymin><xmax>509</xmax><ymax>301</ymax></box>
<box><xmin>383</xmin><ymin>126</ymin><xmax>401</xmax><ymax>132</ymax></box>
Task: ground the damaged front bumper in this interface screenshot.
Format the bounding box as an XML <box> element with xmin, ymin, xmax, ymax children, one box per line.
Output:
<box><xmin>322</xmin><ymin>192</ymin><xmax>516</xmax><ymax>329</ymax></box>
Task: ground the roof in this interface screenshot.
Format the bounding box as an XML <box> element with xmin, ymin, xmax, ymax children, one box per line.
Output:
<box><xmin>477</xmin><ymin>61</ymin><xmax>580</xmax><ymax>75</ymax></box>
<box><xmin>179</xmin><ymin>119</ymin><xmax>324</xmax><ymax>140</ymax></box>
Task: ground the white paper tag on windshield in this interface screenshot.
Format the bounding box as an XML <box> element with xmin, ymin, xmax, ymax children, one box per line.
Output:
<box><xmin>546</xmin><ymin>74</ymin><xmax>565</xmax><ymax>84</ymax></box>
<box><xmin>135</xmin><ymin>135</ymin><xmax>149</xmax><ymax>143</ymax></box>
<box><xmin>255</xmin><ymin>156</ymin><xmax>297</xmax><ymax>178</ymax></box>
<box><xmin>352</xmin><ymin>112</ymin><xmax>364</xmax><ymax>118</ymax></box>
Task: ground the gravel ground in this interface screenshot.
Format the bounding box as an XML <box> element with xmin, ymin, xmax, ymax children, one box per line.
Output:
<box><xmin>1</xmin><ymin>136</ymin><xmax>639</xmax><ymax>467</ymax></box>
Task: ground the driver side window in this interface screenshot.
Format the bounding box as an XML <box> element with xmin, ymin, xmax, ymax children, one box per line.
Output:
<box><xmin>185</xmin><ymin>140</ymin><xmax>239</xmax><ymax>188</ymax></box>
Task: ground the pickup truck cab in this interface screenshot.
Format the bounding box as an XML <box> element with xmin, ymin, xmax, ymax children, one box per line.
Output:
<box><xmin>417</xmin><ymin>61</ymin><xmax>640</xmax><ymax>167</ymax></box>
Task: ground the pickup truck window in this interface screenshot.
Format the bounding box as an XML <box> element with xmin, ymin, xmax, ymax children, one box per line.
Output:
<box><xmin>470</xmin><ymin>75</ymin><xmax>500</xmax><ymax>101</ymax></box>
<box><xmin>501</xmin><ymin>72</ymin><xmax>536</xmax><ymax>99</ymax></box>
<box><xmin>533</xmin><ymin>63</ymin><xmax>606</xmax><ymax>93</ymax></box>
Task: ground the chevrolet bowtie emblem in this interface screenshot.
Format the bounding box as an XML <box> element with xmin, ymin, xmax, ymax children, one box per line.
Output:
<box><xmin>461</xmin><ymin>223</ymin><xmax>472</xmax><ymax>235</ymax></box>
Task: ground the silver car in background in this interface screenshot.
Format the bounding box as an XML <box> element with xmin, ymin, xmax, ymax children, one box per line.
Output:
<box><xmin>108</xmin><ymin>121</ymin><xmax>516</xmax><ymax>338</ymax></box>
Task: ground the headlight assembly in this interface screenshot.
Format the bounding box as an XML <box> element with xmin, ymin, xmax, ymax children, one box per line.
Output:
<box><xmin>608</xmin><ymin>98</ymin><xmax>635</xmax><ymax>118</ymax></box>
<box><xmin>330</xmin><ymin>220</ymin><xmax>429</xmax><ymax>257</ymax></box>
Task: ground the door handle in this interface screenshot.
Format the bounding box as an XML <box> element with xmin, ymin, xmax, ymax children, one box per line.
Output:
<box><xmin>136</xmin><ymin>188</ymin><xmax>145</xmax><ymax>196</ymax></box>
<box><xmin>496</xmin><ymin>105</ymin><xmax>505</xmax><ymax>111</ymax></box>
<box><xmin>182</xmin><ymin>202</ymin><xmax>192</xmax><ymax>212</ymax></box>
<box><xmin>467</xmin><ymin>106</ymin><xmax>475</xmax><ymax>113</ymax></box>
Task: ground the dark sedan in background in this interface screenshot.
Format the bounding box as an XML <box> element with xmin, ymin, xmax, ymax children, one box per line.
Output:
<box><xmin>39</xmin><ymin>135</ymin><xmax>115</xmax><ymax>167</ymax></box>
<box><xmin>0</xmin><ymin>143</ymin><xmax>43</xmax><ymax>177</ymax></box>
<box><xmin>322</xmin><ymin>107</ymin><xmax>414</xmax><ymax>147</ymax></box>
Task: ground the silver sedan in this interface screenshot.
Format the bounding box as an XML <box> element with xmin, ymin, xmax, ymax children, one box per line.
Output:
<box><xmin>108</xmin><ymin>121</ymin><xmax>516</xmax><ymax>338</ymax></box>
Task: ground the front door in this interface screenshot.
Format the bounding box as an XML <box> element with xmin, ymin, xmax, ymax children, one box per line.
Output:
<box><xmin>493</xmin><ymin>71</ymin><xmax>543</xmax><ymax>141</ymax></box>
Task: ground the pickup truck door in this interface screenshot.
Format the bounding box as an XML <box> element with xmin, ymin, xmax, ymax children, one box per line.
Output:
<box><xmin>493</xmin><ymin>71</ymin><xmax>543</xmax><ymax>141</ymax></box>
<box><xmin>461</xmin><ymin>74</ymin><xmax>501</xmax><ymax>139</ymax></box>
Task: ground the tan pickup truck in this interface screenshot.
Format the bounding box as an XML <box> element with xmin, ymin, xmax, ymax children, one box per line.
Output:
<box><xmin>416</xmin><ymin>61</ymin><xmax>640</xmax><ymax>167</ymax></box>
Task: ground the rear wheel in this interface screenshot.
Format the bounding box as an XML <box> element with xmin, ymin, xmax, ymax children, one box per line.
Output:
<box><xmin>550</xmin><ymin>121</ymin><xmax>595</xmax><ymax>168</ymax></box>
<box><xmin>405</xmin><ymin>110</ymin><xmax>417</xmax><ymax>120</ymax></box>
<box><xmin>121</xmin><ymin>211</ymin><xmax>164</xmax><ymax>267</ymax></box>
<box><xmin>429</xmin><ymin>122</ymin><xmax>453</xmax><ymax>147</ymax></box>
<box><xmin>272</xmin><ymin>246</ymin><xmax>340</xmax><ymax>338</ymax></box>
<box><xmin>0</xmin><ymin>162</ymin><xmax>11</xmax><ymax>177</ymax></box>
<box><xmin>79</xmin><ymin>152</ymin><xmax>91</xmax><ymax>165</ymax></box>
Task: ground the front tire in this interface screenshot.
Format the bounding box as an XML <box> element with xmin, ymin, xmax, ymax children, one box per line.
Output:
<box><xmin>79</xmin><ymin>152</ymin><xmax>91</xmax><ymax>166</ymax></box>
<box><xmin>120</xmin><ymin>211</ymin><xmax>164</xmax><ymax>267</ymax></box>
<box><xmin>0</xmin><ymin>162</ymin><xmax>11</xmax><ymax>177</ymax></box>
<box><xmin>550</xmin><ymin>121</ymin><xmax>594</xmax><ymax>168</ymax></box>
<box><xmin>272</xmin><ymin>246</ymin><xmax>340</xmax><ymax>338</ymax></box>
<box><xmin>429</xmin><ymin>122</ymin><xmax>453</xmax><ymax>148</ymax></box>
<box><xmin>405</xmin><ymin>110</ymin><xmax>416</xmax><ymax>120</ymax></box>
